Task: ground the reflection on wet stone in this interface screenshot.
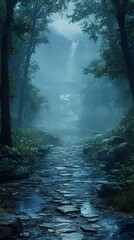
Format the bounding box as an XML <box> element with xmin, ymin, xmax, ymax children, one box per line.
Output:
<box><xmin>6</xmin><ymin>137</ymin><xmax>129</xmax><ymax>240</ymax></box>
<box><xmin>57</xmin><ymin>205</ymin><xmax>79</xmax><ymax>214</ymax></box>
<box><xmin>61</xmin><ymin>232</ymin><xmax>84</xmax><ymax>240</ymax></box>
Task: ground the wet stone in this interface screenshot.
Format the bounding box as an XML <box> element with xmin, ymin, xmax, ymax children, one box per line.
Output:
<box><xmin>55</xmin><ymin>167</ymin><xmax>66</xmax><ymax>170</ymax></box>
<box><xmin>56</xmin><ymin>205</ymin><xmax>79</xmax><ymax>214</ymax></box>
<box><xmin>88</xmin><ymin>218</ymin><xmax>99</xmax><ymax>223</ymax></box>
<box><xmin>0</xmin><ymin>212</ymin><xmax>23</xmax><ymax>239</ymax></box>
<box><xmin>53</xmin><ymin>199</ymin><xmax>63</xmax><ymax>203</ymax></box>
<box><xmin>61</xmin><ymin>232</ymin><xmax>84</xmax><ymax>240</ymax></box>
<box><xmin>91</xmin><ymin>224</ymin><xmax>102</xmax><ymax>229</ymax></box>
<box><xmin>80</xmin><ymin>225</ymin><xmax>97</xmax><ymax>232</ymax></box>
<box><xmin>67</xmin><ymin>213</ymin><xmax>78</xmax><ymax>218</ymax></box>
<box><xmin>87</xmin><ymin>215</ymin><xmax>99</xmax><ymax>218</ymax></box>
<box><xmin>39</xmin><ymin>223</ymin><xmax>54</xmax><ymax>229</ymax></box>
<box><xmin>48</xmin><ymin>229</ymin><xmax>55</xmax><ymax>233</ymax></box>
<box><xmin>2</xmin><ymin>137</ymin><xmax>125</xmax><ymax>240</ymax></box>
<box><xmin>53</xmin><ymin>196</ymin><xmax>62</xmax><ymax>200</ymax></box>
<box><xmin>56</xmin><ymin>228</ymin><xmax>76</xmax><ymax>233</ymax></box>
<box><xmin>38</xmin><ymin>213</ymin><xmax>47</xmax><ymax>216</ymax></box>
<box><xmin>19</xmin><ymin>232</ymin><xmax>30</xmax><ymax>238</ymax></box>
<box><xmin>57</xmin><ymin>190</ymin><xmax>71</xmax><ymax>194</ymax></box>
<box><xmin>60</xmin><ymin>173</ymin><xmax>72</xmax><ymax>177</ymax></box>
<box><xmin>59</xmin><ymin>201</ymin><xmax>71</xmax><ymax>205</ymax></box>
<box><xmin>56</xmin><ymin>217</ymin><xmax>73</xmax><ymax>223</ymax></box>
<box><xmin>63</xmin><ymin>194</ymin><xmax>75</xmax><ymax>198</ymax></box>
<box><xmin>55</xmin><ymin>223</ymin><xmax>71</xmax><ymax>228</ymax></box>
<box><xmin>17</xmin><ymin>215</ymin><xmax>31</xmax><ymax>221</ymax></box>
<box><xmin>81</xmin><ymin>203</ymin><xmax>97</xmax><ymax>218</ymax></box>
<box><xmin>73</xmin><ymin>172</ymin><xmax>89</xmax><ymax>177</ymax></box>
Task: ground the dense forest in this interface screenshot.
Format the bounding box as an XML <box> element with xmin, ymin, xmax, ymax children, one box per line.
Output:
<box><xmin>0</xmin><ymin>0</ymin><xmax>134</xmax><ymax>146</ymax></box>
<box><xmin>0</xmin><ymin>1</ymin><xmax>134</xmax><ymax>239</ymax></box>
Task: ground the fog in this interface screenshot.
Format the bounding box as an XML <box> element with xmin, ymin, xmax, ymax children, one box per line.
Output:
<box><xmin>32</xmin><ymin>5</ymin><xmax>125</xmax><ymax>136</ymax></box>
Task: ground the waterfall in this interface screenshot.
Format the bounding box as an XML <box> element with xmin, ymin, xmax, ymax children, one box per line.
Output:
<box><xmin>70</xmin><ymin>41</ymin><xmax>79</xmax><ymax>57</ymax></box>
<box><xmin>66</xmin><ymin>41</ymin><xmax>79</xmax><ymax>82</ymax></box>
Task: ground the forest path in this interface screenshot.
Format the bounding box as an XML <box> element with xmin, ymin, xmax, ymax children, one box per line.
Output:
<box><xmin>3</xmin><ymin>136</ymin><xmax>130</xmax><ymax>239</ymax></box>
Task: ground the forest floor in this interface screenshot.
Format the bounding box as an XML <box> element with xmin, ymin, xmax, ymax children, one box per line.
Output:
<box><xmin>1</xmin><ymin>135</ymin><xmax>134</xmax><ymax>240</ymax></box>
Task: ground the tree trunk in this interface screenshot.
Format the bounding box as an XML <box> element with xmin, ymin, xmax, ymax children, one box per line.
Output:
<box><xmin>112</xmin><ymin>0</ymin><xmax>134</xmax><ymax>102</ymax></box>
<box><xmin>0</xmin><ymin>0</ymin><xmax>17</xmax><ymax>146</ymax></box>
<box><xmin>17</xmin><ymin>48</ymin><xmax>32</xmax><ymax>124</ymax></box>
<box><xmin>17</xmin><ymin>10</ymin><xmax>37</xmax><ymax>125</ymax></box>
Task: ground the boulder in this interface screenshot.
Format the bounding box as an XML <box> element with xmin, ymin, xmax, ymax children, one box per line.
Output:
<box><xmin>97</xmin><ymin>143</ymin><xmax>129</xmax><ymax>171</ymax></box>
<box><xmin>97</xmin><ymin>149</ymin><xmax>109</xmax><ymax>161</ymax></box>
<box><xmin>40</xmin><ymin>131</ymin><xmax>60</xmax><ymax>146</ymax></box>
<box><xmin>0</xmin><ymin>212</ymin><xmax>23</xmax><ymax>239</ymax></box>
<box><xmin>83</xmin><ymin>144</ymin><xmax>92</xmax><ymax>155</ymax></box>
<box><xmin>105</xmin><ymin>143</ymin><xmax>129</xmax><ymax>170</ymax></box>
<box><xmin>2</xmin><ymin>147</ymin><xmax>23</xmax><ymax>161</ymax></box>
<box><xmin>12</xmin><ymin>166</ymin><xmax>30</xmax><ymax>180</ymax></box>
<box><xmin>98</xmin><ymin>182</ymin><xmax>130</xmax><ymax>197</ymax></box>
<box><xmin>108</xmin><ymin>136</ymin><xmax>126</xmax><ymax>146</ymax></box>
<box><xmin>0</xmin><ymin>158</ymin><xmax>30</xmax><ymax>181</ymax></box>
<box><xmin>36</xmin><ymin>145</ymin><xmax>50</xmax><ymax>157</ymax></box>
<box><xmin>119</xmin><ymin>221</ymin><xmax>134</xmax><ymax>238</ymax></box>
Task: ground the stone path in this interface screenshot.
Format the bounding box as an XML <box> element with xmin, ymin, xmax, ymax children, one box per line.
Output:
<box><xmin>1</xmin><ymin>136</ymin><xmax>132</xmax><ymax>239</ymax></box>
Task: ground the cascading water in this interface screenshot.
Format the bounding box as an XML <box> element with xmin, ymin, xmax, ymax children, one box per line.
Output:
<box><xmin>70</xmin><ymin>41</ymin><xmax>79</xmax><ymax>57</ymax></box>
<box><xmin>66</xmin><ymin>41</ymin><xmax>79</xmax><ymax>82</ymax></box>
<box><xmin>58</xmin><ymin>40</ymin><xmax>80</xmax><ymax>132</ymax></box>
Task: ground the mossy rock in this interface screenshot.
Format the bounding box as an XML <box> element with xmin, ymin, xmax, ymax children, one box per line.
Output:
<box><xmin>0</xmin><ymin>212</ymin><xmax>23</xmax><ymax>239</ymax></box>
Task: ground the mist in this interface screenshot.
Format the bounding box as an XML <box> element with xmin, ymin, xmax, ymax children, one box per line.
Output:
<box><xmin>32</xmin><ymin>11</ymin><xmax>125</xmax><ymax>137</ymax></box>
<box><xmin>0</xmin><ymin>1</ymin><xmax>134</xmax><ymax>239</ymax></box>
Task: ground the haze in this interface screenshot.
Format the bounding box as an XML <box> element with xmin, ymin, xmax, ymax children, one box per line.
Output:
<box><xmin>32</xmin><ymin>3</ymin><xmax>125</xmax><ymax>137</ymax></box>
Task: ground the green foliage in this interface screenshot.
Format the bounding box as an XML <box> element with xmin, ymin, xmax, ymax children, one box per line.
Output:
<box><xmin>85</xmin><ymin>108</ymin><xmax>134</xmax><ymax>212</ymax></box>
<box><xmin>12</xmin><ymin>127</ymin><xmax>44</xmax><ymax>161</ymax></box>
<box><xmin>71</xmin><ymin>0</ymin><xmax>134</xmax><ymax>104</ymax></box>
<box><xmin>117</xmin><ymin>154</ymin><xmax>134</xmax><ymax>181</ymax></box>
<box><xmin>108</xmin><ymin>189</ymin><xmax>134</xmax><ymax>212</ymax></box>
<box><xmin>12</xmin><ymin>15</ymin><xmax>32</xmax><ymax>40</ymax></box>
<box><xmin>112</xmin><ymin>108</ymin><xmax>134</xmax><ymax>142</ymax></box>
<box><xmin>28</xmin><ymin>60</ymin><xmax>40</xmax><ymax>79</ymax></box>
<box><xmin>86</xmin><ymin>134</ymin><xmax>110</xmax><ymax>159</ymax></box>
<box><xmin>0</xmin><ymin>0</ymin><xmax>5</xmax><ymax>28</ymax></box>
<box><xmin>87</xmin><ymin>108</ymin><xmax>134</xmax><ymax>160</ymax></box>
<box><xmin>70</xmin><ymin>0</ymin><xmax>110</xmax><ymax>41</ymax></box>
<box><xmin>24</xmin><ymin>83</ymin><xmax>48</xmax><ymax>123</ymax></box>
<box><xmin>85</xmin><ymin>33</ymin><xmax>127</xmax><ymax>80</ymax></box>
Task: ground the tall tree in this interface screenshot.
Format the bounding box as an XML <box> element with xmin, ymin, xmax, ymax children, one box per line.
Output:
<box><xmin>71</xmin><ymin>0</ymin><xmax>134</xmax><ymax>102</ymax></box>
<box><xmin>0</xmin><ymin>0</ymin><xmax>69</xmax><ymax>144</ymax></box>
<box><xmin>111</xmin><ymin>0</ymin><xmax>134</xmax><ymax>101</ymax></box>
<box><xmin>17</xmin><ymin>0</ymin><xmax>49</xmax><ymax>124</ymax></box>
<box><xmin>0</xmin><ymin>0</ymin><xmax>18</xmax><ymax>146</ymax></box>
<box><xmin>17</xmin><ymin>0</ymin><xmax>69</xmax><ymax>124</ymax></box>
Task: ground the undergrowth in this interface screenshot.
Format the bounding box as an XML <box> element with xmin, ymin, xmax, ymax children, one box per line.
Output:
<box><xmin>84</xmin><ymin>108</ymin><xmax>134</xmax><ymax>212</ymax></box>
<box><xmin>109</xmin><ymin>189</ymin><xmax>134</xmax><ymax>212</ymax></box>
<box><xmin>12</xmin><ymin>127</ymin><xmax>44</xmax><ymax>162</ymax></box>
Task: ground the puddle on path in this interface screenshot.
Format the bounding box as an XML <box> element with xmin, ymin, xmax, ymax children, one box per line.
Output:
<box><xmin>10</xmin><ymin>136</ymin><xmax>134</xmax><ymax>239</ymax></box>
<box><xmin>61</xmin><ymin>232</ymin><xmax>84</xmax><ymax>240</ymax></box>
<box><xmin>18</xmin><ymin>193</ymin><xmax>45</xmax><ymax>218</ymax></box>
<box><xmin>100</xmin><ymin>218</ymin><xmax>119</xmax><ymax>240</ymax></box>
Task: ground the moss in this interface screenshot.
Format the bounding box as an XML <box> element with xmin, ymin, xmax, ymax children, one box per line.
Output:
<box><xmin>108</xmin><ymin>189</ymin><xmax>134</xmax><ymax>212</ymax></box>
